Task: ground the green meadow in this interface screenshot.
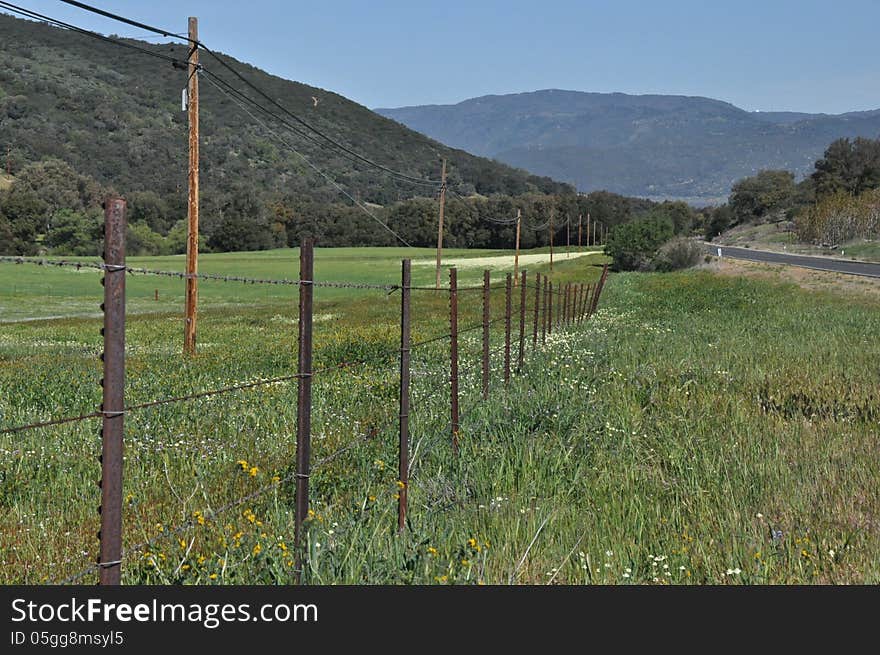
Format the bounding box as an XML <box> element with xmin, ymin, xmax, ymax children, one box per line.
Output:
<box><xmin>1</xmin><ymin>246</ymin><xmax>879</xmax><ymax>585</ymax></box>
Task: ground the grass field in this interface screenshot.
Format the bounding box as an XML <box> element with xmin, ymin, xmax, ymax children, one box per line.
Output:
<box><xmin>1</xmin><ymin>246</ymin><xmax>879</xmax><ymax>584</ymax></box>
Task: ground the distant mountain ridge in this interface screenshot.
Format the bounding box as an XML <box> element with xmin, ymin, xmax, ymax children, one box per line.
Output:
<box><xmin>376</xmin><ymin>90</ymin><xmax>880</xmax><ymax>204</ymax></box>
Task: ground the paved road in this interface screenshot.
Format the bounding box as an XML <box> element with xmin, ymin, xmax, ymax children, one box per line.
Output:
<box><xmin>705</xmin><ymin>244</ymin><xmax>880</xmax><ymax>278</ymax></box>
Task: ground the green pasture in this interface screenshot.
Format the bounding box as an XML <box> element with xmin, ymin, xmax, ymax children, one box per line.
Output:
<box><xmin>1</xmin><ymin>246</ymin><xmax>878</xmax><ymax>585</ymax></box>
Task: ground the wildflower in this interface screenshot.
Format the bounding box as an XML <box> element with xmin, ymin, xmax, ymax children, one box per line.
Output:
<box><xmin>435</xmin><ymin>575</ymin><xmax>448</xmax><ymax>583</ymax></box>
<box><xmin>461</xmin><ymin>559</ymin><xmax>470</xmax><ymax>566</ymax></box>
<box><xmin>622</xmin><ymin>573</ymin><xmax>630</xmax><ymax>578</ymax></box>
<box><xmin>252</xmin><ymin>543</ymin><xmax>262</xmax><ymax>556</ymax></box>
<box><xmin>368</xmin><ymin>495</ymin><xmax>376</xmax><ymax>502</ymax></box>
<box><xmin>427</xmin><ymin>547</ymin><xmax>438</xmax><ymax>556</ymax></box>
<box><xmin>178</xmin><ymin>539</ymin><xmax>187</xmax><ymax>550</ymax></box>
<box><xmin>249</xmin><ymin>466</ymin><xmax>259</xmax><ymax>478</ymax></box>
<box><xmin>605</xmin><ymin>550</ymin><xmax>613</xmax><ymax>557</ymax></box>
<box><xmin>209</xmin><ymin>573</ymin><xmax>218</xmax><ymax>580</ymax></box>
<box><xmin>396</xmin><ymin>480</ymin><xmax>406</xmax><ymax>489</ymax></box>
<box><xmin>272</xmin><ymin>475</ymin><xmax>281</xmax><ymax>484</ymax></box>
<box><xmin>725</xmin><ymin>568</ymin><xmax>741</xmax><ymax>575</ymax></box>
<box><xmin>237</xmin><ymin>460</ymin><xmax>248</xmax><ymax>471</ymax></box>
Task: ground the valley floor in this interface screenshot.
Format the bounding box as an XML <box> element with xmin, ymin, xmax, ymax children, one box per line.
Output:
<box><xmin>1</xmin><ymin>248</ymin><xmax>878</xmax><ymax>584</ymax></box>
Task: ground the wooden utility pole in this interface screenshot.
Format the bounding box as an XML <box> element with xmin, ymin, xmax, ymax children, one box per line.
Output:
<box><xmin>578</xmin><ymin>214</ymin><xmax>582</xmax><ymax>247</ymax></box>
<box><xmin>586</xmin><ymin>212</ymin><xmax>591</xmax><ymax>247</ymax></box>
<box><xmin>514</xmin><ymin>208</ymin><xmax>522</xmax><ymax>285</ymax></box>
<box><xmin>549</xmin><ymin>208</ymin><xmax>554</xmax><ymax>272</ymax></box>
<box><xmin>566</xmin><ymin>214</ymin><xmax>571</xmax><ymax>257</ymax></box>
<box><xmin>183</xmin><ymin>16</ymin><xmax>200</xmax><ymax>355</ymax></box>
<box><xmin>435</xmin><ymin>158</ymin><xmax>447</xmax><ymax>289</ymax></box>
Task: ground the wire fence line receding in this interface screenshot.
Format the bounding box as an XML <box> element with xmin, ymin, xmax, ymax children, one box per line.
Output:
<box><xmin>1</xmin><ymin>204</ymin><xmax>610</xmax><ymax>585</ymax></box>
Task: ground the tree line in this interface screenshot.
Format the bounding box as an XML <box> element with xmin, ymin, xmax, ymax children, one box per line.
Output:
<box><xmin>1</xmin><ymin>156</ymin><xmax>692</xmax><ymax>256</ymax></box>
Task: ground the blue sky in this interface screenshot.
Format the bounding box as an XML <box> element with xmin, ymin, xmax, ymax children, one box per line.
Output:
<box><xmin>6</xmin><ymin>0</ymin><xmax>880</xmax><ymax>113</ymax></box>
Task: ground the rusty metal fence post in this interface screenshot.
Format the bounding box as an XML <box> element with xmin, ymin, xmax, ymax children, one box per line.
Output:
<box><xmin>532</xmin><ymin>273</ymin><xmax>540</xmax><ymax>348</ymax></box>
<box><xmin>518</xmin><ymin>270</ymin><xmax>527</xmax><ymax>373</ymax></box>
<box><xmin>563</xmin><ymin>282</ymin><xmax>569</xmax><ymax>326</ymax></box>
<box><xmin>541</xmin><ymin>277</ymin><xmax>548</xmax><ymax>344</ymax></box>
<box><xmin>98</xmin><ymin>197</ymin><xmax>126</xmax><ymax>586</ymax></box>
<box><xmin>398</xmin><ymin>259</ymin><xmax>411</xmax><ymax>533</ymax></box>
<box><xmin>556</xmin><ymin>282</ymin><xmax>562</xmax><ymax>328</ymax></box>
<box><xmin>578</xmin><ymin>284</ymin><xmax>586</xmax><ymax>323</ymax></box>
<box><xmin>294</xmin><ymin>238</ymin><xmax>314</xmax><ymax>583</ymax></box>
<box><xmin>482</xmin><ymin>270</ymin><xmax>490</xmax><ymax>400</ymax></box>
<box><xmin>591</xmin><ymin>263</ymin><xmax>609</xmax><ymax>316</ymax></box>
<box><xmin>585</xmin><ymin>283</ymin><xmax>594</xmax><ymax>321</ymax></box>
<box><xmin>504</xmin><ymin>273</ymin><xmax>512</xmax><ymax>386</ymax></box>
<box><xmin>450</xmin><ymin>267</ymin><xmax>459</xmax><ymax>455</ymax></box>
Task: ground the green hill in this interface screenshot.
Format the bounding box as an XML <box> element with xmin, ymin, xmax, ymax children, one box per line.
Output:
<box><xmin>0</xmin><ymin>12</ymin><xmax>571</xmax><ymax>245</ymax></box>
<box><xmin>377</xmin><ymin>89</ymin><xmax>880</xmax><ymax>204</ymax></box>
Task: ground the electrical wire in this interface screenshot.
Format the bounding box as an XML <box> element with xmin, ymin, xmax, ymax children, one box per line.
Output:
<box><xmin>202</xmin><ymin>72</ymin><xmax>414</xmax><ymax>248</ymax></box>
<box><xmin>58</xmin><ymin>0</ymin><xmax>444</xmax><ymax>188</ymax></box>
<box><xmin>0</xmin><ymin>1</ymin><xmax>189</xmax><ymax>67</ymax></box>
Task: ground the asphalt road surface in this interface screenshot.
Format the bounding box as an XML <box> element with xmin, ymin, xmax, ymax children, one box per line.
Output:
<box><xmin>705</xmin><ymin>244</ymin><xmax>880</xmax><ymax>278</ymax></box>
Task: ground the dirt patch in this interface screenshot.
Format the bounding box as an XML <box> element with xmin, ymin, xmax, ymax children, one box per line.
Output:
<box><xmin>702</xmin><ymin>258</ymin><xmax>880</xmax><ymax>299</ymax></box>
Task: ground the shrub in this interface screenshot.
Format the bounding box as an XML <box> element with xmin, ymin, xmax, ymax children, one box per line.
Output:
<box><xmin>652</xmin><ymin>237</ymin><xmax>704</xmax><ymax>271</ymax></box>
<box><xmin>606</xmin><ymin>212</ymin><xmax>674</xmax><ymax>271</ymax></box>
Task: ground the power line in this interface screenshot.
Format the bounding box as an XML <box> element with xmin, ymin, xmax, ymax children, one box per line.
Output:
<box><xmin>0</xmin><ymin>2</ymin><xmax>189</xmax><ymax>68</ymax></box>
<box><xmin>58</xmin><ymin>0</ymin><xmax>443</xmax><ymax>188</ymax></box>
<box><xmin>202</xmin><ymin>72</ymin><xmax>414</xmax><ymax>248</ymax></box>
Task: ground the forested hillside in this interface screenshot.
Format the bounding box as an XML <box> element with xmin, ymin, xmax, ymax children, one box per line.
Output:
<box><xmin>0</xmin><ymin>13</ymin><xmax>572</xmax><ymax>255</ymax></box>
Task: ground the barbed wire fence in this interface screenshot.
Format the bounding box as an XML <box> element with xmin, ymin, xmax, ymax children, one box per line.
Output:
<box><xmin>0</xmin><ymin>198</ymin><xmax>610</xmax><ymax>585</ymax></box>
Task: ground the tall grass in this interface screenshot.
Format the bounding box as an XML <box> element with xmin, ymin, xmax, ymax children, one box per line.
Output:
<box><xmin>1</xmin><ymin>250</ymin><xmax>878</xmax><ymax>584</ymax></box>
